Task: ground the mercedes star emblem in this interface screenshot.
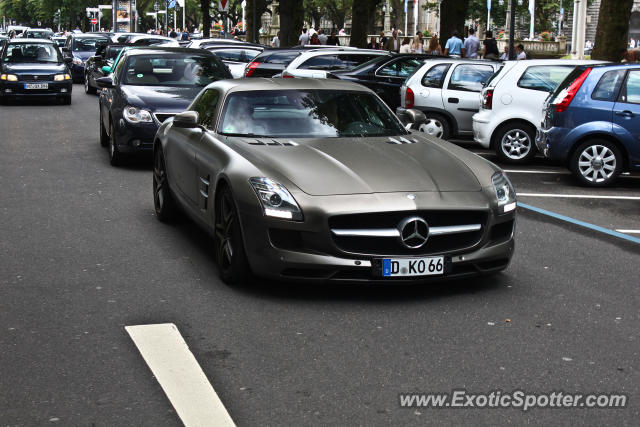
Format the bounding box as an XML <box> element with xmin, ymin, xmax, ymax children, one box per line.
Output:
<box><xmin>398</xmin><ymin>216</ymin><xmax>429</xmax><ymax>249</ymax></box>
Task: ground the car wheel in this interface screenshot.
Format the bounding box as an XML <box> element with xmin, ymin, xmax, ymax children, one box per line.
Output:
<box><xmin>109</xmin><ymin>120</ymin><xmax>123</xmax><ymax>166</ymax></box>
<box><xmin>495</xmin><ymin>123</ymin><xmax>537</xmax><ymax>164</ymax></box>
<box><xmin>153</xmin><ymin>147</ymin><xmax>179</xmax><ymax>222</ymax></box>
<box><xmin>571</xmin><ymin>139</ymin><xmax>622</xmax><ymax>187</ymax></box>
<box><xmin>85</xmin><ymin>74</ymin><xmax>96</xmax><ymax>94</ymax></box>
<box><xmin>215</xmin><ymin>187</ymin><xmax>252</xmax><ymax>285</ymax></box>
<box><xmin>414</xmin><ymin>114</ymin><xmax>450</xmax><ymax>140</ymax></box>
<box><xmin>99</xmin><ymin>107</ymin><xmax>109</xmax><ymax>147</ymax></box>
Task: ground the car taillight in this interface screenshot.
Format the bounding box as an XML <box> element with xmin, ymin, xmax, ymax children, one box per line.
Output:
<box><xmin>553</xmin><ymin>68</ymin><xmax>592</xmax><ymax>113</ymax></box>
<box><xmin>405</xmin><ymin>87</ymin><xmax>414</xmax><ymax>109</ymax></box>
<box><xmin>245</xmin><ymin>61</ymin><xmax>259</xmax><ymax>77</ymax></box>
<box><xmin>482</xmin><ymin>89</ymin><xmax>494</xmax><ymax>110</ymax></box>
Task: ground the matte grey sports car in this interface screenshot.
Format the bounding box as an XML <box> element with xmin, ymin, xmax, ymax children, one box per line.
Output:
<box><xmin>153</xmin><ymin>79</ymin><xmax>516</xmax><ymax>284</ymax></box>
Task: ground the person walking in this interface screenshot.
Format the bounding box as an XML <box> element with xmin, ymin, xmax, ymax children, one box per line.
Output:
<box><xmin>482</xmin><ymin>30</ymin><xmax>499</xmax><ymax>59</ymax></box>
<box><xmin>309</xmin><ymin>33</ymin><xmax>321</xmax><ymax>45</ymax></box>
<box><xmin>399</xmin><ymin>37</ymin><xmax>412</xmax><ymax>53</ymax></box>
<box><xmin>500</xmin><ymin>45</ymin><xmax>509</xmax><ymax>60</ymax></box>
<box><xmin>299</xmin><ymin>28</ymin><xmax>310</xmax><ymax>46</ymax></box>
<box><xmin>410</xmin><ymin>34</ymin><xmax>423</xmax><ymax>53</ymax></box>
<box><xmin>317</xmin><ymin>28</ymin><xmax>327</xmax><ymax>45</ymax></box>
<box><xmin>367</xmin><ymin>37</ymin><xmax>380</xmax><ymax>50</ymax></box>
<box><xmin>384</xmin><ymin>30</ymin><xmax>401</xmax><ymax>53</ymax></box>
<box><xmin>444</xmin><ymin>30</ymin><xmax>463</xmax><ymax>58</ymax></box>
<box><xmin>516</xmin><ymin>44</ymin><xmax>527</xmax><ymax>60</ymax></box>
<box><xmin>326</xmin><ymin>31</ymin><xmax>340</xmax><ymax>46</ymax></box>
<box><xmin>428</xmin><ymin>35</ymin><xmax>442</xmax><ymax>55</ymax></box>
<box><xmin>271</xmin><ymin>31</ymin><xmax>280</xmax><ymax>47</ymax></box>
<box><xmin>379</xmin><ymin>31</ymin><xmax>388</xmax><ymax>47</ymax></box>
<box><xmin>463</xmin><ymin>28</ymin><xmax>481</xmax><ymax>59</ymax></box>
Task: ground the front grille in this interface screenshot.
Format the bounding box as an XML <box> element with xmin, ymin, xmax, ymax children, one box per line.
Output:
<box><xmin>329</xmin><ymin>210</ymin><xmax>487</xmax><ymax>256</ymax></box>
<box><xmin>18</xmin><ymin>74</ymin><xmax>54</xmax><ymax>81</ymax></box>
<box><xmin>154</xmin><ymin>113</ymin><xmax>176</xmax><ymax>124</ymax></box>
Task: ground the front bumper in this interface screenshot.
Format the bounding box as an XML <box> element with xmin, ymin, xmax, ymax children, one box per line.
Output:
<box><xmin>114</xmin><ymin>119</ymin><xmax>158</xmax><ymax>153</ymax></box>
<box><xmin>238</xmin><ymin>190</ymin><xmax>516</xmax><ymax>283</ymax></box>
<box><xmin>0</xmin><ymin>80</ymin><xmax>72</xmax><ymax>98</ymax></box>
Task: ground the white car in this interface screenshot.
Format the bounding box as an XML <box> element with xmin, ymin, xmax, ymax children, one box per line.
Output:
<box><xmin>127</xmin><ymin>35</ymin><xmax>180</xmax><ymax>47</ymax></box>
<box><xmin>186</xmin><ymin>38</ymin><xmax>247</xmax><ymax>49</ymax></box>
<box><xmin>205</xmin><ymin>46</ymin><xmax>263</xmax><ymax>78</ymax></box>
<box><xmin>472</xmin><ymin>59</ymin><xmax>602</xmax><ymax>163</ymax></box>
<box><xmin>281</xmin><ymin>48</ymin><xmax>389</xmax><ymax>78</ymax></box>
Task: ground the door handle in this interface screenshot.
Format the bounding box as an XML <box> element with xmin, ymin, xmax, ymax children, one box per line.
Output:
<box><xmin>448</xmin><ymin>97</ymin><xmax>459</xmax><ymax>104</ymax></box>
<box><xmin>616</xmin><ymin>110</ymin><xmax>635</xmax><ymax>117</ymax></box>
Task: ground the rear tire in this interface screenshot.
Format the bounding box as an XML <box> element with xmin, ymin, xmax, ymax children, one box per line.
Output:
<box><xmin>413</xmin><ymin>113</ymin><xmax>451</xmax><ymax>140</ymax></box>
<box><xmin>109</xmin><ymin>120</ymin><xmax>123</xmax><ymax>166</ymax></box>
<box><xmin>495</xmin><ymin>122</ymin><xmax>537</xmax><ymax>164</ymax></box>
<box><xmin>570</xmin><ymin>139</ymin><xmax>622</xmax><ymax>187</ymax></box>
<box><xmin>99</xmin><ymin>107</ymin><xmax>109</xmax><ymax>147</ymax></box>
<box><xmin>153</xmin><ymin>147</ymin><xmax>179</xmax><ymax>222</ymax></box>
<box><xmin>215</xmin><ymin>187</ymin><xmax>252</xmax><ymax>286</ymax></box>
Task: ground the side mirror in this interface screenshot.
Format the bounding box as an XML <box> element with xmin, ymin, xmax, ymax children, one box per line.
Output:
<box><xmin>396</xmin><ymin>107</ymin><xmax>426</xmax><ymax>127</ymax></box>
<box><xmin>101</xmin><ymin>65</ymin><xmax>112</xmax><ymax>74</ymax></box>
<box><xmin>95</xmin><ymin>76</ymin><xmax>114</xmax><ymax>88</ymax></box>
<box><xmin>173</xmin><ymin>111</ymin><xmax>199</xmax><ymax>128</ymax></box>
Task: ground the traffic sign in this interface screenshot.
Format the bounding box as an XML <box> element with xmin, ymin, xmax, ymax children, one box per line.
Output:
<box><xmin>91</xmin><ymin>18</ymin><xmax>98</xmax><ymax>25</ymax></box>
<box><xmin>219</xmin><ymin>0</ymin><xmax>229</xmax><ymax>12</ymax></box>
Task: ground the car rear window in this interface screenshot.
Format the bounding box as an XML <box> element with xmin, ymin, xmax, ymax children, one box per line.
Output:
<box><xmin>592</xmin><ymin>70</ymin><xmax>626</xmax><ymax>101</ymax></box>
<box><xmin>257</xmin><ymin>51</ymin><xmax>300</xmax><ymax>64</ymax></box>
<box><xmin>552</xmin><ymin>66</ymin><xmax>590</xmax><ymax>99</ymax></box>
<box><xmin>517</xmin><ymin>65</ymin><xmax>575</xmax><ymax>92</ymax></box>
<box><xmin>299</xmin><ymin>55</ymin><xmax>337</xmax><ymax>70</ymax></box>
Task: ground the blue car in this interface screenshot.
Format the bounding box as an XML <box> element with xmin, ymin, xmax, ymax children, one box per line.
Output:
<box><xmin>61</xmin><ymin>33</ymin><xmax>110</xmax><ymax>82</ymax></box>
<box><xmin>538</xmin><ymin>63</ymin><xmax>640</xmax><ymax>186</ymax></box>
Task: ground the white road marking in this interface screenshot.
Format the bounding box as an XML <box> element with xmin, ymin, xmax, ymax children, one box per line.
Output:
<box><xmin>125</xmin><ymin>323</ymin><xmax>235</xmax><ymax>427</ymax></box>
<box><xmin>517</xmin><ymin>193</ymin><xmax>640</xmax><ymax>201</ymax></box>
<box><xmin>616</xmin><ymin>229</ymin><xmax>640</xmax><ymax>234</ymax></box>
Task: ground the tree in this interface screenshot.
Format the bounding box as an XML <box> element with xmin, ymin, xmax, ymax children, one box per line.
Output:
<box><xmin>592</xmin><ymin>0</ymin><xmax>634</xmax><ymax>61</ymax></box>
<box><xmin>438</xmin><ymin>0</ymin><xmax>470</xmax><ymax>50</ymax></box>
<box><xmin>350</xmin><ymin>0</ymin><xmax>382</xmax><ymax>48</ymax></box>
<box><xmin>279</xmin><ymin>0</ymin><xmax>304</xmax><ymax>46</ymax></box>
<box><xmin>245</xmin><ymin>0</ymin><xmax>272</xmax><ymax>43</ymax></box>
<box><xmin>200</xmin><ymin>0</ymin><xmax>211</xmax><ymax>37</ymax></box>
<box><xmin>324</xmin><ymin>0</ymin><xmax>351</xmax><ymax>31</ymax></box>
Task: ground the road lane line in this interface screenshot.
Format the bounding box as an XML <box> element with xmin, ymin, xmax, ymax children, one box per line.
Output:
<box><xmin>518</xmin><ymin>202</ymin><xmax>640</xmax><ymax>244</ymax></box>
<box><xmin>517</xmin><ymin>193</ymin><xmax>640</xmax><ymax>201</ymax></box>
<box><xmin>125</xmin><ymin>323</ymin><xmax>235</xmax><ymax>427</ymax></box>
<box><xmin>616</xmin><ymin>229</ymin><xmax>640</xmax><ymax>234</ymax></box>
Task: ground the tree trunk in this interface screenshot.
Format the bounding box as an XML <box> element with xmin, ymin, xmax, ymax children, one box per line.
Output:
<box><xmin>200</xmin><ymin>0</ymin><xmax>211</xmax><ymax>38</ymax></box>
<box><xmin>280</xmin><ymin>0</ymin><xmax>305</xmax><ymax>47</ymax></box>
<box><xmin>439</xmin><ymin>0</ymin><xmax>470</xmax><ymax>52</ymax></box>
<box><xmin>350</xmin><ymin>0</ymin><xmax>381</xmax><ymax>48</ymax></box>
<box><xmin>592</xmin><ymin>0</ymin><xmax>634</xmax><ymax>61</ymax></box>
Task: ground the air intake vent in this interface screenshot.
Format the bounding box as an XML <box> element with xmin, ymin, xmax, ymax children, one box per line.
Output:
<box><xmin>387</xmin><ymin>137</ymin><xmax>418</xmax><ymax>145</ymax></box>
<box><xmin>243</xmin><ymin>139</ymin><xmax>298</xmax><ymax>146</ymax></box>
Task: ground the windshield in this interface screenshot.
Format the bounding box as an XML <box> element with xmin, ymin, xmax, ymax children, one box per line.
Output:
<box><xmin>26</xmin><ymin>31</ymin><xmax>53</xmax><ymax>39</ymax></box>
<box><xmin>123</xmin><ymin>54</ymin><xmax>230</xmax><ymax>86</ymax></box>
<box><xmin>72</xmin><ymin>37</ymin><xmax>105</xmax><ymax>52</ymax></box>
<box><xmin>105</xmin><ymin>45</ymin><xmax>126</xmax><ymax>61</ymax></box>
<box><xmin>219</xmin><ymin>90</ymin><xmax>408</xmax><ymax>138</ymax></box>
<box><xmin>3</xmin><ymin>43</ymin><xmax>60</xmax><ymax>63</ymax></box>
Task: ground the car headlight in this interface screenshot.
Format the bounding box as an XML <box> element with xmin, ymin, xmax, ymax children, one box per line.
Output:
<box><xmin>249</xmin><ymin>177</ymin><xmax>303</xmax><ymax>221</ymax></box>
<box><xmin>492</xmin><ymin>171</ymin><xmax>516</xmax><ymax>213</ymax></box>
<box><xmin>123</xmin><ymin>106</ymin><xmax>153</xmax><ymax>123</ymax></box>
<box><xmin>1</xmin><ymin>74</ymin><xmax>18</xmax><ymax>81</ymax></box>
<box><xmin>72</xmin><ymin>57</ymin><xmax>84</xmax><ymax>65</ymax></box>
<box><xmin>54</xmin><ymin>74</ymin><xmax>71</xmax><ymax>81</ymax></box>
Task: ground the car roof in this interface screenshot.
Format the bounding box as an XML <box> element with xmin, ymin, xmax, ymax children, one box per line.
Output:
<box><xmin>129</xmin><ymin>34</ymin><xmax>175</xmax><ymax>41</ymax></box>
<box><xmin>70</xmin><ymin>33</ymin><xmax>110</xmax><ymax>38</ymax></box>
<box><xmin>504</xmin><ymin>59</ymin><xmax>606</xmax><ymax>66</ymax></box>
<box><xmin>124</xmin><ymin>47</ymin><xmax>215</xmax><ymax>56</ymax></box>
<box><xmin>206</xmin><ymin>77</ymin><xmax>373</xmax><ymax>94</ymax></box>
<box><xmin>296</xmin><ymin>48</ymin><xmax>388</xmax><ymax>57</ymax></box>
<box><xmin>8</xmin><ymin>38</ymin><xmax>54</xmax><ymax>44</ymax></box>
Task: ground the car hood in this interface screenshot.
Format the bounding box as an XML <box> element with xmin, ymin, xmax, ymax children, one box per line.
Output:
<box><xmin>228</xmin><ymin>134</ymin><xmax>483</xmax><ymax>195</ymax></box>
<box><xmin>3</xmin><ymin>63</ymin><xmax>66</xmax><ymax>74</ymax></box>
<box><xmin>122</xmin><ymin>85</ymin><xmax>201</xmax><ymax>111</ymax></box>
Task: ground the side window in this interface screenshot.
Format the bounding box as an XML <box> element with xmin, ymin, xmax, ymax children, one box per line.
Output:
<box><xmin>338</xmin><ymin>54</ymin><xmax>378</xmax><ymax>69</ymax></box>
<box><xmin>592</xmin><ymin>70</ymin><xmax>626</xmax><ymax>102</ymax></box>
<box><xmin>448</xmin><ymin>64</ymin><xmax>495</xmax><ymax>92</ymax></box>
<box><xmin>299</xmin><ymin>55</ymin><xmax>336</xmax><ymax>70</ymax></box>
<box><xmin>518</xmin><ymin>65</ymin><xmax>574</xmax><ymax>92</ymax></box>
<box><xmin>619</xmin><ymin>70</ymin><xmax>640</xmax><ymax>104</ymax></box>
<box><xmin>378</xmin><ymin>60</ymin><xmax>399</xmax><ymax>77</ymax></box>
<box><xmin>397</xmin><ymin>58</ymin><xmax>423</xmax><ymax>78</ymax></box>
<box><xmin>113</xmin><ymin>54</ymin><xmax>127</xmax><ymax>84</ymax></box>
<box><xmin>421</xmin><ymin>63</ymin><xmax>451</xmax><ymax>88</ymax></box>
<box><xmin>191</xmin><ymin>89</ymin><xmax>220</xmax><ymax>130</ymax></box>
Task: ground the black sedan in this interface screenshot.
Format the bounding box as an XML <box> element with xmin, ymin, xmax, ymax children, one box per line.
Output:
<box><xmin>84</xmin><ymin>43</ymin><xmax>127</xmax><ymax>94</ymax></box>
<box><xmin>329</xmin><ymin>54</ymin><xmax>433</xmax><ymax>110</ymax></box>
<box><xmin>0</xmin><ymin>39</ymin><xmax>72</xmax><ymax>104</ymax></box>
<box><xmin>96</xmin><ymin>47</ymin><xmax>232</xmax><ymax>165</ymax></box>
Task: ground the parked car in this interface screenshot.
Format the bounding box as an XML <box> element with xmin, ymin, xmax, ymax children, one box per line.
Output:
<box><xmin>23</xmin><ymin>28</ymin><xmax>54</xmax><ymax>39</ymax></box>
<box><xmin>61</xmin><ymin>33</ymin><xmax>110</xmax><ymax>82</ymax></box>
<box><xmin>204</xmin><ymin>45</ymin><xmax>264</xmax><ymax>78</ymax></box>
<box><xmin>244</xmin><ymin>47</ymin><xmax>353</xmax><ymax>78</ymax></box>
<box><xmin>472</xmin><ymin>59</ymin><xmax>602</xmax><ymax>164</ymax></box>
<box><xmin>537</xmin><ymin>64</ymin><xmax>640</xmax><ymax>186</ymax></box>
<box><xmin>126</xmin><ymin>35</ymin><xmax>180</xmax><ymax>47</ymax></box>
<box><xmin>0</xmin><ymin>39</ymin><xmax>72</xmax><ymax>104</ymax></box>
<box><xmin>399</xmin><ymin>58</ymin><xmax>501</xmax><ymax>140</ymax></box>
<box><xmin>110</xmin><ymin>32</ymin><xmax>140</xmax><ymax>44</ymax></box>
<box><xmin>329</xmin><ymin>53</ymin><xmax>432</xmax><ymax>110</ymax></box>
<box><xmin>84</xmin><ymin>43</ymin><xmax>127</xmax><ymax>94</ymax></box>
<box><xmin>96</xmin><ymin>47</ymin><xmax>231</xmax><ymax>165</ymax></box>
<box><xmin>186</xmin><ymin>38</ymin><xmax>259</xmax><ymax>49</ymax></box>
<box><xmin>152</xmin><ymin>79</ymin><xmax>516</xmax><ymax>284</ymax></box>
<box><xmin>279</xmin><ymin>48</ymin><xmax>389</xmax><ymax>78</ymax></box>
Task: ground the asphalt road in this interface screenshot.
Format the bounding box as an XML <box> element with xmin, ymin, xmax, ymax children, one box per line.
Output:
<box><xmin>1</xmin><ymin>88</ymin><xmax>639</xmax><ymax>426</ymax></box>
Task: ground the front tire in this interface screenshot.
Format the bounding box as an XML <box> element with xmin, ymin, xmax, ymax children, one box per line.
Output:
<box><xmin>215</xmin><ymin>187</ymin><xmax>252</xmax><ymax>285</ymax></box>
<box><xmin>153</xmin><ymin>147</ymin><xmax>179</xmax><ymax>222</ymax></box>
<box><xmin>571</xmin><ymin>139</ymin><xmax>622</xmax><ymax>187</ymax></box>
<box><xmin>414</xmin><ymin>113</ymin><xmax>451</xmax><ymax>140</ymax></box>
<box><xmin>495</xmin><ymin>122</ymin><xmax>537</xmax><ymax>164</ymax></box>
<box><xmin>109</xmin><ymin>120</ymin><xmax>123</xmax><ymax>166</ymax></box>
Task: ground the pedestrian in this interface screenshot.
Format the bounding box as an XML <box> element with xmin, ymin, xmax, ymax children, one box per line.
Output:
<box><xmin>318</xmin><ymin>28</ymin><xmax>327</xmax><ymax>45</ymax></box>
<box><xmin>500</xmin><ymin>45</ymin><xmax>509</xmax><ymax>60</ymax></box>
<box><xmin>410</xmin><ymin>34</ymin><xmax>423</xmax><ymax>53</ymax></box>
<box><xmin>428</xmin><ymin>34</ymin><xmax>442</xmax><ymax>55</ymax></box>
<box><xmin>326</xmin><ymin>31</ymin><xmax>340</xmax><ymax>46</ymax></box>
<box><xmin>169</xmin><ymin>27</ymin><xmax>177</xmax><ymax>38</ymax></box>
<box><xmin>384</xmin><ymin>29</ymin><xmax>400</xmax><ymax>53</ymax></box>
<box><xmin>482</xmin><ymin>30</ymin><xmax>499</xmax><ymax>59</ymax></box>
<box><xmin>444</xmin><ymin>30</ymin><xmax>463</xmax><ymax>58</ymax></box>
<box><xmin>309</xmin><ymin>33</ymin><xmax>321</xmax><ymax>45</ymax></box>
<box><xmin>367</xmin><ymin>37</ymin><xmax>380</xmax><ymax>50</ymax></box>
<box><xmin>271</xmin><ymin>31</ymin><xmax>280</xmax><ymax>48</ymax></box>
<box><xmin>379</xmin><ymin>31</ymin><xmax>388</xmax><ymax>47</ymax></box>
<box><xmin>181</xmin><ymin>29</ymin><xmax>190</xmax><ymax>41</ymax></box>
<box><xmin>399</xmin><ymin>37</ymin><xmax>411</xmax><ymax>53</ymax></box>
<box><xmin>299</xmin><ymin>28</ymin><xmax>309</xmax><ymax>46</ymax></box>
<box><xmin>516</xmin><ymin>44</ymin><xmax>527</xmax><ymax>60</ymax></box>
<box><xmin>463</xmin><ymin>27</ymin><xmax>481</xmax><ymax>58</ymax></box>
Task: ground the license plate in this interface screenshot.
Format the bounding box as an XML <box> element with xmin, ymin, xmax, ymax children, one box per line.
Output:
<box><xmin>382</xmin><ymin>256</ymin><xmax>444</xmax><ymax>277</ymax></box>
<box><xmin>25</xmin><ymin>83</ymin><xmax>48</xmax><ymax>89</ymax></box>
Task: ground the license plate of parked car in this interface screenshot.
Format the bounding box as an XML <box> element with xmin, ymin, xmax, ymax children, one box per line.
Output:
<box><xmin>382</xmin><ymin>256</ymin><xmax>444</xmax><ymax>277</ymax></box>
<box><xmin>25</xmin><ymin>83</ymin><xmax>48</xmax><ymax>89</ymax></box>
